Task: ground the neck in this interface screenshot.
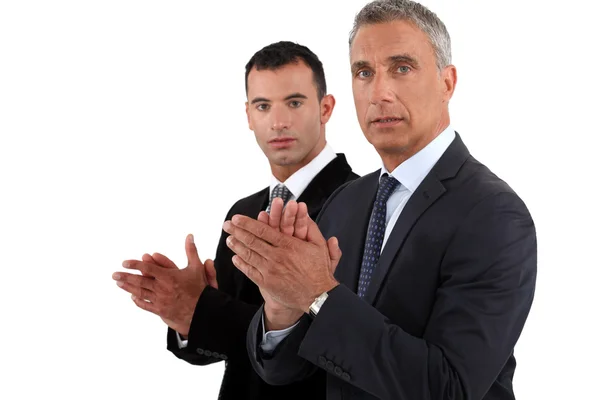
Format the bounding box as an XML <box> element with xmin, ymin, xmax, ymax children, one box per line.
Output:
<box><xmin>270</xmin><ymin>139</ymin><xmax>326</xmax><ymax>182</ymax></box>
<box><xmin>381</xmin><ymin>118</ymin><xmax>450</xmax><ymax>172</ymax></box>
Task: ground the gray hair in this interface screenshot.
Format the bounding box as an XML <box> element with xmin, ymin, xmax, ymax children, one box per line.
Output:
<box><xmin>349</xmin><ymin>0</ymin><xmax>452</xmax><ymax>71</ymax></box>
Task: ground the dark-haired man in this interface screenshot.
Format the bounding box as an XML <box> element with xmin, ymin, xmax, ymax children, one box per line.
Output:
<box><xmin>113</xmin><ymin>41</ymin><xmax>358</xmax><ymax>399</ymax></box>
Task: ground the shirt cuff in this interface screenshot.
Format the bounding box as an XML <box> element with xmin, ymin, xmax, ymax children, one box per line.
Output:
<box><xmin>176</xmin><ymin>332</ymin><xmax>189</xmax><ymax>349</ymax></box>
<box><xmin>259</xmin><ymin>311</ymin><xmax>299</xmax><ymax>353</ymax></box>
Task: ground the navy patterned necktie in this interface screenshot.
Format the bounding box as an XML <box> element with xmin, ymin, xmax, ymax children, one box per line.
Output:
<box><xmin>357</xmin><ymin>174</ymin><xmax>401</xmax><ymax>298</ymax></box>
<box><xmin>266</xmin><ymin>183</ymin><xmax>293</xmax><ymax>213</ymax></box>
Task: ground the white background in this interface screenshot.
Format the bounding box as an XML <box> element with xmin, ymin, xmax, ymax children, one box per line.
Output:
<box><xmin>1</xmin><ymin>0</ymin><xmax>598</xmax><ymax>398</ymax></box>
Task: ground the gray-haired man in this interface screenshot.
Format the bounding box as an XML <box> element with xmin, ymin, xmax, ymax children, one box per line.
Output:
<box><xmin>223</xmin><ymin>1</ymin><xmax>537</xmax><ymax>399</ymax></box>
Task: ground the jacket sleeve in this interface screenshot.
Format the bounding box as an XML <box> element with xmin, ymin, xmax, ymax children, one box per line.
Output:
<box><xmin>166</xmin><ymin>205</ymin><xmax>262</xmax><ymax>365</ymax></box>
<box><xmin>252</xmin><ymin>192</ymin><xmax>537</xmax><ymax>399</ymax></box>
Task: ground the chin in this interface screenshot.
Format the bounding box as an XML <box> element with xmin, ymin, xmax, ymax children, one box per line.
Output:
<box><xmin>373</xmin><ymin>139</ymin><xmax>413</xmax><ymax>156</ymax></box>
<box><xmin>271</xmin><ymin>154</ymin><xmax>301</xmax><ymax>167</ymax></box>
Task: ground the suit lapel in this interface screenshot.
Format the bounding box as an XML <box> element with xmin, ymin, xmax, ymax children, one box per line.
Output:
<box><xmin>253</xmin><ymin>188</ymin><xmax>270</xmax><ymax>218</ymax></box>
<box><xmin>363</xmin><ymin>177</ymin><xmax>446</xmax><ymax>304</ymax></box>
<box><xmin>297</xmin><ymin>153</ymin><xmax>354</xmax><ymax>220</ymax></box>
<box><xmin>363</xmin><ymin>133</ymin><xmax>471</xmax><ymax>304</ymax></box>
<box><xmin>335</xmin><ymin>171</ymin><xmax>380</xmax><ymax>292</ymax></box>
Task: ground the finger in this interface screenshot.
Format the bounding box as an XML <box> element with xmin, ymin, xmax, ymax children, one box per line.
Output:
<box><xmin>141</xmin><ymin>254</ymin><xmax>156</xmax><ymax>277</ymax></box>
<box><xmin>131</xmin><ymin>294</ymin><xmax>160</xmax><ymax>315</ymax></box>
<box><xmin>268</xmin><ymin>197</ymin><xmax>284</xmax><ymax>230</ymax></box>
<box><xmin>141</xmin><ymin>253</ymin><xmax>154</xmax><ymax>265</ymax></box>
<box><xmin>231</xmin><ymin>255</ymin><xmax>264</xmax><ymax>287</ymax></box>
<box><xmin>185</xmin><ymin>234</ymin><xmax>203</xmax><ymax>267</ymax></box>
<box><xmin>226</xmin><ymin>215</ymin><xmax>288</xmax><ymax>248</ymax></box>
<box><xmin>117</xmin><ymin>281</ymin><xmax>157</xmax><ymax>302</ymax></box>
<box><xmin>225</xmin><ymin>235</ymin><xmax>268</xmax><ymax>271</ymax></box>
<box><xmin>280</xmin><ymin>200</ymin><xmax>298</xmax><ymax>237</ymax></box>
<box><xmin>122</xmin><ymin>260</ymin><xmax>168</xmax><ymax>278</ymax></box>
<box><xmin>257</xmin><ymin>211</ymin><xmax>269</xmax><ymax>225</ymax></box>
<box><xmin>204</xmin><ymin>259</ymin><xmax>218</xmax><ymax>289</ymax></box>
<box><xmin>223</xmin><ymin>220</ymin><xmax>279</xmax><ymax>258</ymax></box>
<box><xmin>293</xmin><ymin>202</ymin><xmax>309</xmax><ymax>240</ymax></box>
<box><xmin>327</xmin><ymin>237</ymin><xmax>342</xmax><ymax>274</ymax></box>
<box><xmin>113</xmin><ymin>272</ymin><xmax>157</xmax><ymax>291</ymax></box>
<box><xmin>147</xmin><ymin>252</ymin><xmax>178</xmax><ymax>269</ymax></box>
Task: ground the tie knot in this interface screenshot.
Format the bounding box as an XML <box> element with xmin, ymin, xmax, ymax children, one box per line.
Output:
<box><xmin>267</xmin><ymin>184</ymin><xmax>293</xmax><ymax>212</ymax></box>
<box><xmin>376</xmin><ymin>174</ymin><xmax>400</xmax><ymax>203</ymax></box>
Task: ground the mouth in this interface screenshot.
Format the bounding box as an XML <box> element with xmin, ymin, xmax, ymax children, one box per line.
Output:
<box><xmin>268</xmin><ymin>137</ymin><xmax>297</xmax><ymax>149</ymax></box>
<box><xmin>371</xmin><ymin>117</ymin><xmax>404</xmax><ymax>128</ymax></box>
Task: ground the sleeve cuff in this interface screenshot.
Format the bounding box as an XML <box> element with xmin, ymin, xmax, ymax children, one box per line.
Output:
<box><xmin>259</xmin><ymin>311</ymin><xmax>300</xmax><ymax>354</ymax></box>
<box><xmin>176</xmin><ymin>332</ymin><xmax>189</xmax><ymax>349</ymax></box>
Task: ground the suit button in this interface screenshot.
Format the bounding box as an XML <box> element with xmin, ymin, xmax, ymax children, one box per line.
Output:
<box><xmin>204</xmin><ymin>350</ymin><xmax>212</xmax><ymax>357</ymax></box>
<box><xmin>221</xmin><ymin>354</ymin><xmax>228</xmax><ymax>360</ymax></box>
<box><xmin>318</xmin><ymin>356</ymin><xmax>327</xmax><ymax>366</ymax></box>
<box><xmin>342</xmin><ymin>372</ymin><xmax>351</xmax><ymax>381</ymax></box>
<box><xmin>334</xmin><ymin>366</ymin><xmax>343</xmax><ymax>376</ymax></box>
<box><xmin>196</xmin><ymin>348</ymin><xmax>204</xmax><ymax>355</ymax></box>
<box><xmin>326</xmin><ymin>361</ymin><xmax>334</xmax><ymax>371</ymax></box>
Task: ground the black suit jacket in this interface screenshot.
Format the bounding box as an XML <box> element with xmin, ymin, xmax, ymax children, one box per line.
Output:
<box><xmin>167</xmin><ymin>154</ymin><xmax>358</xmax><ymax>399</ymax></box>
<box><xmin>248</xmin><ymin>135</ymin><xmax>537</xmax><ymax>400</ymax></box>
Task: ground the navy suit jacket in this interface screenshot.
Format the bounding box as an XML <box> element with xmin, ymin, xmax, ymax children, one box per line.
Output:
<box><xmin>248</xmin><ymin>134</ymin><xmax>537</xmax><ymax>400</ymax></box>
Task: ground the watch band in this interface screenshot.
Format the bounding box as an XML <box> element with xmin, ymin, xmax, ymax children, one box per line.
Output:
<box><xmin>309</xmin><ymin>291</ymin><xmax>329</xmax><ymax>318</ymax></box>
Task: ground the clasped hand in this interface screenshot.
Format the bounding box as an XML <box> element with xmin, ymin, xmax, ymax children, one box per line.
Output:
<box><xmin>112</xmin><ymin>234</ymin><xmax>217</xmax><ymax>337</ymax></box>
<box><xmin>223</xmin><ymin>198</ymin><xmax>341</xmax><ymax>319</ymax></box>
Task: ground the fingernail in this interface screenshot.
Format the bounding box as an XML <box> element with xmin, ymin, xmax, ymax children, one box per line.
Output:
<box><xmin>131</xmin><ymin>294</ymin><xmax>136</xmax><ymax>300</ymax></box>
<box><xmin>122</xmin><ymin>261</ymin><xmax>130</xmax><ymax>268</ymax></box>
<box><xmin>223</xmin><ymin>221</ymin><xmax>231</xmax><ymax>231</ymax></box>
<box><xmin>188</xmin><ymin>234</ymin><xmax>194</xmax><ymax>244</ymax></box>
<box><xmin>116</xmin><ymin>281</ymin><xmax>124</xmax><ymax>287</ymax></box>
<box><xmin>112</xmin><ymin>273</ymin><xmax>121</xmax><ymax>280</ymax></box>
<box><xmin>232</xmin><ymin>215</ymin><xmax>240</xmax><ymax>224</ymax></box>
<box><xmin>226</xmin><ymin>236</ymin><xmax>233</xmax><ymax>246</ymax></box>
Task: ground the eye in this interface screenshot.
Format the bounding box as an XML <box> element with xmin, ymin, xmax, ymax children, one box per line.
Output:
<box><xmin>397</xmin><ymin>65</ymin><xmax>411</xmax><ymax>74</ymax></box>
<box><xmin>289</xmin><ymin>100</ymin><xmax>302</xmax><ymax>108</ymax></box>
<box><xmin>357</xmin><ymin>70</ymin><xmax>373</xmax><ymax>79</ymax></box>
<box><xmin>256</xmin><ymin>103</ymin><xmax>269</xmax><ymax>111</ymax></box>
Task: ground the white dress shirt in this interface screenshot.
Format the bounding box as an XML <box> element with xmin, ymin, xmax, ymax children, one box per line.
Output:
<box><xmin>260</xmin><ymin>126</ymin><xmax>456</xmax><ymax>352</ymax></box>
<box><xmin>177</xmin><ymin>144</ymin><xmax>337</xmax><ymax>348</ymax></box>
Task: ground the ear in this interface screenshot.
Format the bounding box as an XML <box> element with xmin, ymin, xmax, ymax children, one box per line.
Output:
<box><xmin>245</xmin><ymin>101</ymin><xmax>254</xmax><ymax>130</ymax></box>
<box><xmin>320</xmin><ymin>94</ymin><xmax>336</xmax><ymax>125</ymax></box>
<box><xmin>441</xmin><ymin>65</ymin><xmax>457</xmax><ymax>102</ymax></box>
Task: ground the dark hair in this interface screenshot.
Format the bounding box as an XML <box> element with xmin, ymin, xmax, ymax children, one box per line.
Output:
<box><xmin>245</xmin><ymin>41</ymin><xmax>327</xmax><ymax>101</ymax></box>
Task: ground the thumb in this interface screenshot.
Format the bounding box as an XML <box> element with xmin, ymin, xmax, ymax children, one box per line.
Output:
<box><xmin>185</xmin><ymin>234</ymin><xmax>203</xmax><ymax>268</ymax></box>
<box><xmin>327</xmin><ymin>236</ymin><xmax>342</xmax><ymax>274</ymax></box>
<box><xmin>204</xmin><ymin>259</ymin><xmax>218</xmax><ymax>289</ymax></box>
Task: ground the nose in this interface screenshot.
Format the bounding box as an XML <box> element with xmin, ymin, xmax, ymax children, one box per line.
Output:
<box><xmin>369</xmin><ymin>73</ymin><xmax>395</xmax><ymax>105</ymax></box>
<box><xmin>270</xmin><ymin>105</ymin><xmax>292</xmax><ymax>131</ymax></box>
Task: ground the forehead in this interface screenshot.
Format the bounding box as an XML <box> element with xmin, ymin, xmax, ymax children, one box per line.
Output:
<box><xmin>247</xmin><ymin>62</ymin><xmax>317</xmax><ymax>99</ymax></box>
<box><xmin>350</xmin><ymin>20</ymin><xmax>435</xmax><ymax>65</ymax></box>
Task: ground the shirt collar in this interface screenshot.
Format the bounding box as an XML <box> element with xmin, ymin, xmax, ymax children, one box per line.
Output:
<box><xmin>270</xmin><ymin>143</ymin><xmax>337</xmax><ymax>199</ymax></box>
<box><xmin>380</xmin><ymin>125</ymin><xmax>456</xmax><ymax>192</ymax></box>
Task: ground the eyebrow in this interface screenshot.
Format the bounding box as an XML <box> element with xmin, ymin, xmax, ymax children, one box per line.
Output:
<box><xmin>351</xmin><ymin>60</ymin><xmax>370</xmax><ymax>75</ymax></box>
<box><xmin>351</xmin><ymin>53</ymin><xmax>420</xmax><ymax>74</ymax></box>
<box><xmin>388</xmin><ymin>54</ymin><xmax>420</xmax><ymax>68</ymax></box>
<box><xmin>250</xmin><ymin>92</ymin><xmax>308</xmax><ymax>104</ymax></box>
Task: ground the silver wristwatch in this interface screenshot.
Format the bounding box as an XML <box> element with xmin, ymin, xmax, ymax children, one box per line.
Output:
<box><xmin>309</xmin><ymin>291</ymin><xmax>329</xmax><ymax>318</ymax></box>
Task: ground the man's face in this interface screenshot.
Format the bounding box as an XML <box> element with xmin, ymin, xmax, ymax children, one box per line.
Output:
<box><xmin>350</xmin><ymin>20</ymin><xmax>455</xmax><ymax>160</ymax></box>
<box><xmin>246</xmin><ymin>62</ymin><xmax>330</xmax><ymax>168</ymax></box>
